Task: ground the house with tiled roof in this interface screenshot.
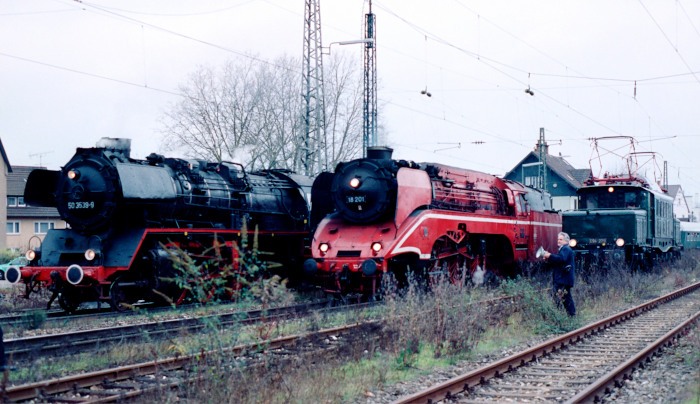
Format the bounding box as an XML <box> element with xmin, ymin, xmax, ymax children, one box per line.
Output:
<box><xmin>6</xmin><ymin>166</ymin><xmax>67</xmax><ymax>253</ymax></box>
<box><xmin>667</xmin><ymin>184</ymin><xmax>691</xmax><ymax>221</ymax></box>
<box><xmin>504</xmin><ymin>138</ymin><xmax>591</xmax><ymax>211</ymax></box>
<box><xmin>0</xmin><ymin>138</ymin><xmax>11</xmax><ymax>250</ymax></box>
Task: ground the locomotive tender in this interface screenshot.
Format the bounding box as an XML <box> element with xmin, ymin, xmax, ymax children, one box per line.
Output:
<box><xmin>562</xmin><ymin>174</ymin><xmax>681</xmax><ymax>270</ymax></box>
<box><xmin>6</xmin><ymin>138</ymin><xmax>313</xmax><ymax>311</ymax></box>
<box><xmin>303</xmin><ymin>147</ymin><xmax>562</xmax><ymax>294</ymax></box>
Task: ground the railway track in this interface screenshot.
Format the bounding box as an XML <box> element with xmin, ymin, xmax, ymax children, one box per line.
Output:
<box><xmin>4</xmin><ymin>287</ymin><xmax>526</xmax><ymax>365</ymax></box>
<box><xmin>3</xmin><ymin>299</ymin><xmax>362</xmax><ymax>364</ymax></box>
<box><xmin>1</xmin><ymin>320</ymin><xmax>382</xmax><ymax>402</ymax></box>
<box><xmin>392</xmin><ymin>281</ymin><xmax>700</xmax><ymax>403</ymax></box>
<box><xmin>0</xmin><ymin>303</ymin><xmax>180</xmax><ymax>331</ymax></box>
<box><xmin>4</xmin><ymin>290</ymin><xmax>532</xmax><ymax>402</ymax></box>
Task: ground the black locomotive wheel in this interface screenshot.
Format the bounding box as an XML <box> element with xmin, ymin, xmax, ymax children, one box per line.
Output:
<box><xmin>109</xmin><ymin>278</ymin><xmax>130</xmax><ymax>312</ymax></box>
<box><xmin>57</xmin><ymin>290</ymin><xmax>81</xmax><ymax>313</ymax></box>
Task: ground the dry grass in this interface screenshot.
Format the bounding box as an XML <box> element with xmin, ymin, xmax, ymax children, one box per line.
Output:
<box><xmin>5</xmin><ymin>250</ymin><xmax>700</xmax><ymax>403</ymax></box>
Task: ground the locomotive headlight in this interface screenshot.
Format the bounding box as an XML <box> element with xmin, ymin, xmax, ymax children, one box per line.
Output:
<box><xmin>615</xmin><ymin>238</ymin><xmax>625</xmax><ymax>247</ymax></box>
<box><xmin>67</xmin><ymin>169</ymin><xmax>80</xmax><ymax>180</ymax></box>
<box><xmin>608</xmin><ymin>186</ymin><xmax>614</xmax><ymax>193</ymax></box>
<box><xmin>371</xmin><ymin>242</ymin><xmax>382</xmax><ymax>253</ymax></box>
<box><xmin>319</xmin><ymin>243</ymin><xmax>330</xmax><ymax>255</ymax></box>
<box><xmin>569</xmin><ymin>239</ymin><xmax>577</xmax><ymax>248</ymax></box>
<box><xmin>84</xmin><ymin>249</ymin><xmax>97</xmax><ymax>261</ymax></box>
<box><xmin>349</xmin><ymin>178</ymin><xmax>361</xmax><ymax>188</ymax></box>
<box><xmin>25</xmin><ymin>250</ymin><xmax>36</xmax><ymax>262</ymax></box>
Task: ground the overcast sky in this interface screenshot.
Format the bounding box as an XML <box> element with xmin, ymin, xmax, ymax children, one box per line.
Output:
<box><xmin>2</xmin><ymin>0</ymin><xmax>699</xmax><ymax>199</ymax></box>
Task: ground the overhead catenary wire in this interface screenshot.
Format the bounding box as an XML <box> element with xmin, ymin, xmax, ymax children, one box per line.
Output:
<box><xmin>638</xmin><ymin>0</ymin><xmax>700</xmax><ymax>85</ymax></box>
<box><xmin>2</xmin><ymin>1</ymin><xmax>698</xmax><ymax>189</ymax></box>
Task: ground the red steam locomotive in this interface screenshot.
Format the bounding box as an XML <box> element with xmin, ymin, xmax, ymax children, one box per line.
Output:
<box><xmin>304</xmin><ymin>147</ymin><xmax>562</xmax><ymax>294</ymax></box>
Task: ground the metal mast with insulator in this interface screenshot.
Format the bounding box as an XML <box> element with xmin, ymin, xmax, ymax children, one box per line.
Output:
<box><xmin>363</xmin><ymin>1</ymin><xmax>377</xmax><ymax>157</ymax></box>
<box><xmin>537</xmin><ymin>127</ymin><xmax>547</xmax><ymax>190</ymax></box>
<box><xmin>300</xmin><ymin>0</ymin><xmax>326</xmax><ymax>175</ymax></box>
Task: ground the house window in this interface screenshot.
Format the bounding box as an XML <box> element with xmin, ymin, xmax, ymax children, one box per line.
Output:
<box><xmin>524</xmin><ymin>176</ymin><xmax>539</xmax><ymax>188</ymax></box>
<box><xmin>18</xmin><ymin>197</ymin><xmax>25</xmax><ymax>207</ymax></box>
<box><xmin>34</xmin><ymin>222</ymin><xmax>55</xmax><ymax>234</ymax></box>
<box><xmin>6</xmin><ymin>222</ymin><xmax>20</xmax><ymax>234</ymax></box>
<box><xmin>7</xmin><ymin>196</ymin><xmax>17</xmax><ymax>207</ymax></box>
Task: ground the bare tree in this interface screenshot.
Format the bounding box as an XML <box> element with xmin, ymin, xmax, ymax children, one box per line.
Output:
<box><xmin>324</xmin><ymin>52</ymin><xmax>364</xmax><ymax>170</ymax></box>
<box><xmin>160</xmin><ymin>53</ymin><xmax>363</xmax><ymax>175</ymax></box>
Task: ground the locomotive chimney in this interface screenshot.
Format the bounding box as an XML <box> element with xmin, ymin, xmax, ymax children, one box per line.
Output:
<box><xmin>96</xmin><ymin>137</ymin><xmax>132</xmax><ymax>158</ymax></box>
<box><xmin>366</xmin><ymin>146</ymin><xmax>393</xmax><ymax>160</ymax></box>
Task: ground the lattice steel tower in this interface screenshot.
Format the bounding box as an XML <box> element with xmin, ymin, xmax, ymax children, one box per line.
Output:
<box><xmin>537</xmin><ymin>127</ymin><xmax>548</xmax><ymax>190</ymax></box>
<box><xmin>363</xmin><ymin>1</ymin><xmax>377</xmax><ymax>157</ymax></box>
<box><xmin>300</xmin><ymin>0</ymin><xmax>326</xmax><ymax>175</ymax></box>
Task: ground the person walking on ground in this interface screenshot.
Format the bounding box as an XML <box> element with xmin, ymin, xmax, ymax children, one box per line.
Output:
<box><xmin>543</xmin><ymin>232</ymin><xmax>576</xmax><ymax>316</ymax></box>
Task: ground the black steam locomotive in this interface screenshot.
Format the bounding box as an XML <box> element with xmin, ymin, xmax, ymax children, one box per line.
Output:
<box><xmin>7</xmin><ymin>138</ymin><xmax>313</xmax><ymax>312</ymax></box>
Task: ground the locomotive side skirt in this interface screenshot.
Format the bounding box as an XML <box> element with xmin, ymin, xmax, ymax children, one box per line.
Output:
<box><xmin>390</xmin><ymin>213</ymin><xmax>561</xmax><ymax>259</ymax></box>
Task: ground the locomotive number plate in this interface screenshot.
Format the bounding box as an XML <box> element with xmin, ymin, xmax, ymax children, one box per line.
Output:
<box><xmin>68</xmin><ymin>201</ymin><xmax>95</xmax><ymax>209</ymax></box>
<box><xmin>347</xmin><ymin>195</ymin><xmax>366</xmax><ymax>203</ymax></box>
<box><xmin>587</xmin><ymin>238</ymin><xmax>607</xmax><ymax>244</ymax></box>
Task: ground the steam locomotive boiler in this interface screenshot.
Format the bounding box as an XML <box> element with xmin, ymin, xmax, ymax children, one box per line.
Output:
<box><xmin>7</xmin><ymin>138</ymin><xmax>313</xmax><ymax>312</ymax></box>
<box><xmin>303</xmin><ymin>147</ymin><xmax>562</xmax><ymax>295</ymax></box>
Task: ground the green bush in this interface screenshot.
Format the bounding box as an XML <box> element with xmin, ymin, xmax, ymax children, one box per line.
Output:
<box><xmin>500</xmin><ymin>277</ymin><xmax>580</xmax><ymax>335</ymax></box>
<box><xmin>21</xmin><ymin>309</ymin><xmax>46</xmax><ymax>330</ymax></box>
<box><xmin>0</xmin><ymin>249</ymin><xmax>20</xmax><ymax>265</ymax></box>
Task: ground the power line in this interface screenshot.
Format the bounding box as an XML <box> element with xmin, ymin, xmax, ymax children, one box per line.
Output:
<box><xmin>530</xmin><ymin>71</ymin><xmax>700</xmax><ymax>83</ymax></box>
<box><xmin>638</xmin><ymin>0</ymin><xmax>700</xmax><ymax>85</ymax></box>
<box><xmin>677</xmin><ymin>0</ymin><xmax>700</xmax><ymax>39</ymax></box>
<box><xmin>373</xmin><ymin>0</ymin><xmax>699</xmax><ymax>161</ymax></box>
<box><xmin>0</xmin><ymin>51</ymin><xmax>181</xmax><ymax>97</ymax></box>
<box><xmin>73</xmin><ymin>0</ymin><xmax>299</xmax><ymax>75</ymax></box>
<box><xmin>79</xmin><ymin>0</ymin><xmax>257</xmax><ymax>17</ymax></box>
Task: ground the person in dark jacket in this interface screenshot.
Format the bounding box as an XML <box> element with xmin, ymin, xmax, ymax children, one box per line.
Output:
<box><xmin>544</xmin><ymin>232</ymin><xmax>576</xmax><ymax>316</ymax></box>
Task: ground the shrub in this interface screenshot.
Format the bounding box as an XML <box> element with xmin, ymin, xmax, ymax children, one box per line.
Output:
<box><xmin>21</xmin><ymin>309</ymin><xmax>46</xmax><ymax>330</ymax></box>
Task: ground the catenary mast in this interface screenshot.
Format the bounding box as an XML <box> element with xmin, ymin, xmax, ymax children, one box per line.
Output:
<box><xmin>363</xmin><ymin>0</ymin><xmax>377</xmax><ymax>157</ymax></box>
<box><xmin>300</xmin><ymin>0</ymin><xmax>326</xmax><ymax>175</ymax></box>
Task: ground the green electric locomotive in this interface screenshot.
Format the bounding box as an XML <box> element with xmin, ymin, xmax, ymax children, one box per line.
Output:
<box><xmin>562</xmin><ymin>176</ymin><xmax>681</xmax><ymax>270</ymax></box>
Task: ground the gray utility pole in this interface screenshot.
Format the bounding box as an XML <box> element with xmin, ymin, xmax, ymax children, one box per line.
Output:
<box><xmin>300</xmin><ymin>0</ymin><xmax>326</xmax><ymax>175</ymax></box>
<box><xmin>363</xmin><ymin>0</ymin><xmax>377</xmax><ymax>157</ymax></box>
<box><xmin>537</xmin><ymin>127</ymin><xmax>548</xmax><ymax>191</ymax></box>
